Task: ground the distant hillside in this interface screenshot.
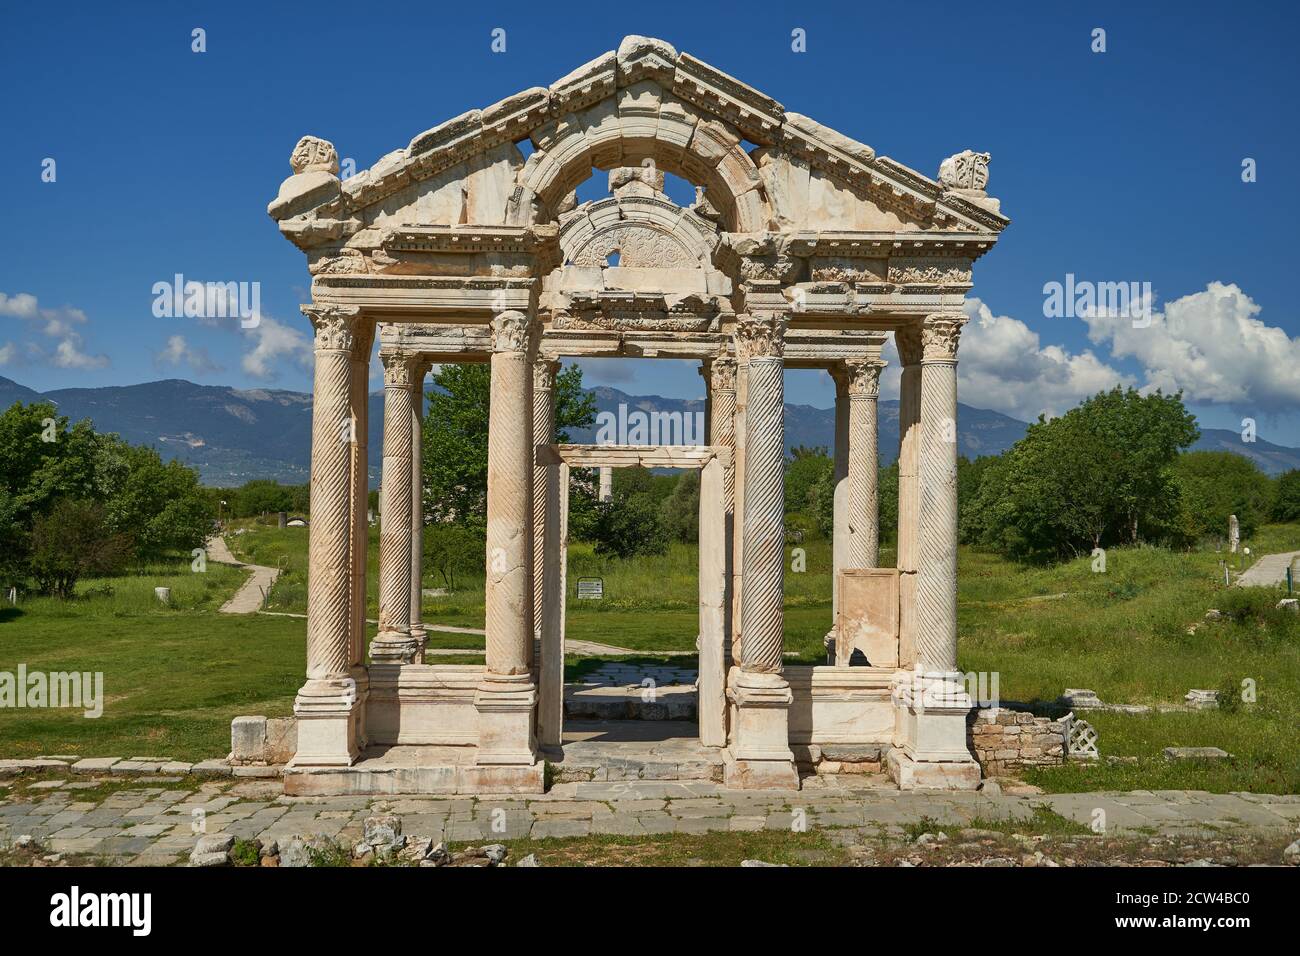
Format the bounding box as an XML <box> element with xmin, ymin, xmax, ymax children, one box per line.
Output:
<box><xmin>3</xmin><ymin>375</ymin><xmax>1297</xmax><ymax>485</ymax></box>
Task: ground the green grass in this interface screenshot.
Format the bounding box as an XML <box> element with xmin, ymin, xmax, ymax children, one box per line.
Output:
<box><xmin>6</xmin><ymin>517</ymin><xmax>1299</xmax><ymax>793</ymax></box>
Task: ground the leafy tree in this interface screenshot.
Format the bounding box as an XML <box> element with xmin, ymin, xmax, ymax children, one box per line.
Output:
<box><xmin>422</xmin><ymin>363</ymin><xmax>596</xmax><ymax>531</ymax></box>
<box><xmin>103</xmin><ymin>442</ymin><xmax>212</xmax><ymax>560</ymax></box>
<box><xmin>659</xmin><ymin>471</ymin><xmax>700</xmax><ymax>543</ymax></box>
<box><xmin>785</xmin><ymin>446</ymin><xmax>831</xmax><ymax>516</ymax></box>
<box><xmin>1273</xmin><ymin>469</ymin><xmax>1300</xmax><ymax>523</ymax></box>
<box><xmin>423</xmin><ymin>522</ymin><xmax>485</xmax><ymax>590</ymax></box>
<box><xmin>29</xmin><ymin>499</ymin><xmax>133</xmax><ymax>598</ymax></box>
<box><xmin>814</xmin><ymin>462</ymin><xmax>899</xmax><ymax>543</ymax></box>
<box><xmin>1166</xmin><ymin>451</ymin><xmax>1274</xmax><ymax>544</ymax></box>
<box><xmin>590</xmin><ymin>492</ymin><xmax>668</xmax><ymax>559</ymax></box>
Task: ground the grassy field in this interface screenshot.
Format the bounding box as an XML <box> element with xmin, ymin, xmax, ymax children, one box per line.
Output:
<box><xmin>4</xmin><ymin>517</ymin><xmax>1298</xmax><ymax>791</ymax></box>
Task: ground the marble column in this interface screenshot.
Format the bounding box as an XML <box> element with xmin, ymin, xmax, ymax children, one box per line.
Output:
<box><xmin>532</xmin><ymin>358</ymin><xmax>561</xmax><ymax>744</ymax></box>
<box><xmin>473</xmin><ymin>311</ymin><xmax>541</xmax><ymax>786</ymax></box>
<box><xmin>845</xmin><ymin>360</ymin><xmax>883</xmax><ymax>569</ymax></box>
<box><xmin>726</xmin><ymin>314</ymin><xmax>798</xmax><ymax>789</ymax></box>
<box><xmin>598</xmin><ymin>466</ymin><xmax>612</xmax><ymax>501</ymax></box>
<box><xmin>887</xmin><ymin>312</ymin><xmax>980</xmax><ymax>791</ymax></box>
<box><xmin>348</xmin><ymin>324</ymin><xmax>373</xmax><ymax>676</ymax></box>
<box><xmin>708</xmin><ymin>357</ymin><xmax>737</xmax><ymax>666</ymax></box>
<box><xmin>828</xmin><ymin>366</ymin><xmax>849</xmax><ymax>652</ymax></box>
<box><xmin>371</xmin><ymin>351</ymin><xmax>421</xmax><ymax>664</ymax></box>
<box><xmin>409</xmin><ymin>359</ymin><xmax>429</xmax><ymax>664</ymax></box>
<box><xmin>730</xmin><ymin>351</ymin><xmax>749</xmax><ymax>668</ymax></box>
<box><xmin>292</xmin><ymin>305</ymin><xmax>364</xmax><ymax>767</ymax></box>
<box><xmin>895</xmin><ymin>327</ymin><xmax>922</xmax><ymax>670</ymax></box>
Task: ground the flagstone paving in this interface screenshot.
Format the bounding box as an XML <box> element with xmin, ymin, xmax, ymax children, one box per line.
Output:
<box><xmin>1</xmin><ymin>773</ymin><xmax>1298</xmax><ymax>866</ymax></box>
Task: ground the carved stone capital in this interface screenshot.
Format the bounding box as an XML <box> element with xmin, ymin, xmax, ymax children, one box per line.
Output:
<box><xmin>380</xmin><ymin>350</ymin><xmax>422</xmax><ymax>387</ymax></box>
<box><xmin>303</xmin><ymin>304</ymin><xmax>361</xmax><ymax>352</ymax></box>
<box><xmin>291</xmin><ymin>135</ymin><xmax>340</xmax><ymax>176</ymax></box>
<box><xmin>938</xmin><ymin>149</ymin><xmax>990</xmax><ymax>194</ymax></box>
<box><xmin>533</xmin><ymin>358</ymin><xmax>560</xmax><ymax>390</ymax></box>
<box><xmin>846</xmin><ymin>360</ymin><xmax>884</xmax><ymax>398</ymax></box>
<box><xmin>709</xmin><ymin>357</ymin><xmax>738</xmax><ymax>392</ymax></box>
<box><xmin>921</xmin><ymin>313</ymin><xmax>967</xmax><ymax>362</ymax></box>
<box><xmin>735</xmin><ymin>313</ymin><xmax>788</xmax><ymax>361</ymax></box>
<box><xmin>895</xmin><ymin>325</ymin><xmax>923</xmax><ymax>367</ymax></box>
<box><xmin>491</xmin><ymin>311</ymin><xmax>533</xmax><ymax>353</ymax></box>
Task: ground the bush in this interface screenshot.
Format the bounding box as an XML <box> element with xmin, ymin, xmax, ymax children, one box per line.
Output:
<box><xmin>590</xmin><ymin>493</ymin><xmax>668</xmax><ymax>559</ymax></box>
<box><xmin>424</xmin><ymin>522</ymin><xmax>485</xmax><ymax>590</ymax></box>
<box><xmin>1274</xmin><ymin>469</ymin><xmax>1300</xmax><ymax>522</ymax></box>
<box><xmin>29</xmin><ymin>499</ymin><xmax>133</xmax><ymax>598</ymax></box>
<box><xmin>659</xmin><ymin>471</ymin><xmax>700</xmax><ymax>543</ymax></box>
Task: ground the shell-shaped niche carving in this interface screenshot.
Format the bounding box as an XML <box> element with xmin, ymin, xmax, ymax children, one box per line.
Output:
<box><xmin>570</xmin><ymin>223</ymin><xmax>699</xmax><ymax>269</ymax></box>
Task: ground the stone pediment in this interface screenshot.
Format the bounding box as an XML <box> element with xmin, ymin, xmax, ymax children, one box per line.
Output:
<box><xmin>270</xmin><ymin>35</ymin><xmax>1009</xmax><ymax>257</ymax></box>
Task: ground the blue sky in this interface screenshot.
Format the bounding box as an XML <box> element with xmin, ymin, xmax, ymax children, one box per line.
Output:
<box><xmin>2</xmin><ymin>1</ymin><xmax>1298</xmax><ymax>441</ymax></box>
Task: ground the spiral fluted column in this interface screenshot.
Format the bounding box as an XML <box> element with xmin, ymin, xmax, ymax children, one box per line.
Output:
<box><xmin>895</xmin><ymin>328</ymin><xmax>922</xmax><ymax>669</ymax></box>
<box><xmin>916</xmin><ymin>314</ymin><xmax>965</xmax><ymax>673</ymax></box>
<box><xmin>293</xmin><ymin>304</ymin><xmax>364</xmax><ymax>767</ymax></box>
<box><xmin>409</xmin><ymin>359</ymin><xmax>429</xmax><ymax>664</ymax></box>
<box><xmin>708</xmin><ymin>357</ymin><xmax>737</xmax><ymax>666</ymax></box>
<box><xmin>371</xmin><ymin>350</ymin><xmax>420</xmax><ymax>664</ymax></box>
<box><xmin>532</xmin><ymin>359</ymin><xmax>559</xmax><ymax>666</ymax></box>
<box><xmin>846</xmin><ymin>360</ymin><xmax>883</xmax><ymax>569</ymax></box>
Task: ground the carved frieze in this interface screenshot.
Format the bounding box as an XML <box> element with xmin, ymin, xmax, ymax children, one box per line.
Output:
<box><xmin>888</xmin><ymin>257</ymin><xmax>972</xmax><ymax>286</ymax></box>
<box><xmin>570</xmin><ymin>223</ymin><xmax>699</xmax><ymax>270</ymax></box>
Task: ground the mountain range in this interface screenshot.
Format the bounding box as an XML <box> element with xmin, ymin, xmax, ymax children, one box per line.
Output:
<box><xmin>3</xmin><ymin>375</ymin><xmax>1297</xmax><ymax>486</ymax></box>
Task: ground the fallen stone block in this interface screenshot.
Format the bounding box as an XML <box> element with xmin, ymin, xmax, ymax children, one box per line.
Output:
<box><xmin>1163</xmin><ymin>746</ymin><xmax>1231</xmax><ymax>761</ymax></box>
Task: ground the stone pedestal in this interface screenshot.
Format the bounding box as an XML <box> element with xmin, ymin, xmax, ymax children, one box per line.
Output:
<box><xmin>724</xmin><ymin>669</ymin><xmax>800</xmax><ymax>788</ymax></box>
<box><xmin>291</xmin><ymin>671</ymin><xmax>367</xmax><ymax>767</ymax></box>
<box><xmin>887</xmin><ymin>670</ymin><xmax>980</xmax><ymax>790</ymax></box>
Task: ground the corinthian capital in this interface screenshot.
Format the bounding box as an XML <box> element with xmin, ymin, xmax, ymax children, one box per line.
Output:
<box><xmin>380</xmin><ymin>350</ymin><xmax>421</xmax><ymax>387</ymax></box>
<box><xmin>302</xmin><ymin>303</ymin><xmax>361</xmax><ymax>352</ymax></box>
<box><xmin>846</xmin><ymin>360</ymin><xmax>885</xmax><ymax>397</ymax></box>
<box><xmin>491</xmin><ymin>311</ymin><xmax>533</xmax><ymax>353</ymax></box>
<box><xmin>533</xmin><ymin>358</ymin><xmax>560</xmax><ymax>390</ymax></box>
<box><xmin>709</xmin><ymin>357</ymin><xmax>738</xmax><ymax>392</ymax></box>
<box><xmin>735</xmin><ymin>313</ymin><xmax>788</xmax><ymax>360</ymax></box>
<box><xmin>921</xmin><ymin>313</ymin><xmax>967</xmax><ymax>361</ymax></box>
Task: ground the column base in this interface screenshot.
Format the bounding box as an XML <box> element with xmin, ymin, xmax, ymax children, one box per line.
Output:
<box><xmin>474</xmin><ymin>672</ymin><xmax>539</xmax><ymax>767</ymax></box>
<box><xmin>370</xmin><ymin>629</ymin><xmax>418</xmax><ymax>664</ymax></box>
<box><xmin>289</xmin><ymin>673</ymin><xmax>367</xmax><ymax>767</ymax></box>
<box><xmin>887</xmin><ymin>669</ymin><xmax>981</xmax><ymax>791</ymax></box>
<box><xmin>724</xmin><ymin>669</ymin><xmax>799</xmax><ymax>790</ymax></box>
<box><xmin>410</xmin><ymin>625</ymin><xmax>428</xmax><ymax>665</ymax></box>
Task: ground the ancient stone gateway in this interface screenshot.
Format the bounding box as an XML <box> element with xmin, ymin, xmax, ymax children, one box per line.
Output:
<box><xmin>268</xmin><ymin>36</ymin><xmax>1008</xmax><ymax>795</ymax></box>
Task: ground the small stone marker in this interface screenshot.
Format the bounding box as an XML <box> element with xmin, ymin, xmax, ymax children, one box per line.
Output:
<box><xmin>1060</xmin><ymin>688</ymin><xmax>1102</xmax><ymax>710</ymax></box>
<box><xmin>1185</xmin><ymin>689</ymin><xmax>1219</xmax><ymax>710</ymax></box>
<box><xmin>1277</xmin><ymin>598</ymin><xmax>1299</xmax><ymax>614</ymax></box>
<box><xmin>154</xmin><ymin>586</ymin><xmax>171</xmax><ymax>605</ymax></box>
<box><xmin>576</xmin><ymin>577</ymin><xmax>604</xmax><ymax>600</ymax></box>
<box><xmin>1228</xmin><ymin>514</ymin><xmax>1240</xmax><ymax>553</ymax></box>
<box><xmin>1163</xmin><ymin>746</ymin><xmax>1231</xmax><ymax>761</ymax></box>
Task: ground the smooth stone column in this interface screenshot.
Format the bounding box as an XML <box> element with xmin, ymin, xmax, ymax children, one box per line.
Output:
<box><xmin>472</xmin><ymin>311</ymin><xmax>542</xmax><ymax>790</ymax></box>
<box><xmin>895</xmin><ymin>327</ymin><xmax>922</xmax><ymax>670</ymax></box>
<box><xmin>371</xmin><ymin>351</ymin><xmax>420</xmax><ymax>664</ymax></box>
<box><xmin>888</xmin><ymin>312</ymin><xmax>980</xmax><ymax>791</ymax></box>
<box><xmin>730</xmin><ymin>351</ymin><xmax>749</xmax><ymax>670</ymax></box>
<box><xmin>726</xmin><ymin>314</ymin><xmax>798</xmax><ymax>789</ymax></box>
<box><xmin>846</xmin><ymin>360</ymin><xmax>883</xmax><ymax>568</ymax></box>
<box><xmin>532</xmin><ymin>358</ymin><xmax>561</xmax><ymax>745</ymax></box>
<box><xmin>409</xmin><ymin>359</ymin><xmax>430</xmax><ymax>664</ymax></box>
<box><xmin>348</xmin><ymin>324</ymin><xmax>374</xmax><ymax>675</ymax></box>
<box><xmin>292</xmin><ymin>305</ymin><xmax>364</xmax><ymax>767</ymax></box>
<box><xmin>598</xmin><ymin>466</ymin><xmax>612</xmax><ymax>501</ymax></box>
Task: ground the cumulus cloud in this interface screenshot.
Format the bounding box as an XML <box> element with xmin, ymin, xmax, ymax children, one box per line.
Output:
<box><xmin>154</xmin><ymin>334</ymin><xmax>222</xmax><ymax>375</ymax></box>
<box><xmin>240</xmin><ymin>315</ymin><xmax>312</xmax><ymax>381</ymax></box>
<box><xmin>1</xmin><ymin>290</ymin><xmax>109</xmax><ymax>370</ymax></box>
<box><xmin>1081</xmin><ymin>281</ymin><xmax>1300</xmax><ymax>414</ymax></box>
<box><xmin>0</xmin><ymin>342</ymin><xmax>14</xmax><ymax>366</ymax></box>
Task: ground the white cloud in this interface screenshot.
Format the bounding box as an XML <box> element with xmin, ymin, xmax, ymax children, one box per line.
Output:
<box><xmin>154</xmin><ymin>334</ymin><xmax>221</xmax><ymax>375</ymax></box>
<box><xmin>0</xmin><ymin>342</ymin><xmax>14</xmax><ymax>366</ymax></box>
<box><xmin>240</xmin><ymin>315</ymin><xmax>312</xmax><ymax>380</ymax></box>
<box><xmin>1</xmin><ymin>290</ymin><xmax>109</xmax><ymax>370</ymax></box>
<box><xmin>1081</xmin><ymin>281</ymin><xmax>1300</xmax><ymax>413</ymax></box>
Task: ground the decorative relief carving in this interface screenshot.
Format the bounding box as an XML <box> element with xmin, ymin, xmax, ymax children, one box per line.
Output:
<box><xmin>310</xmin><ymin>249</ymin><xmax>371</xmax><ymax>276</ymax></box>
<box><xmin>811</xmin><ymin>257</ymin><xmax>887</xmax><ymax>283</ymax></box>
<box><xmin>735</xmin><ymin>313</ymin><xmax>788</xmax><ymax>360</ymax></box>
<box><xmin>709</xmin><ymin>357</ymin><xmax>738</xmax><ymax>392</ymax></box>
<box><xmin>571</xmin><ymin>223</ymin><xmax>698</xmax><ymax>270</ymax></box>
<box><xmin>290</xmin><ymin>136</ymin><xmax>340</xmax><ymax>176</ymax></box>
<box><xmin>491</xmin><ymin>310</ymin><xmax>532</xmax><ymax>353</ymax></box>
<box><xmin>845</xmin><ymin>361</ymin><xmax>883</xmax><ymax>397</ymax></box>
<box><xmin>380</xmin><ymin>351</ymin><xmax>422</xmax><ymax>387</ymax></box>
<box><xmin>938</xmin><ymin>149</ymin><xmax>990</xmax><ymax>194</ymax></box>
<box><xmin>303</xmin><ymin>304</ymin><xmax>360</xmax><ymax>351</ymax></box>
<box><xmin>533</xmin><ymin>358</ymin><xmax>560</xmax><ymax>390</ymax></box>
<box><xmin>888</xmin><ymin>257</ymin><xmax>973</xmax><ymax>285</ymax></box>
<box><xmin>554</xmin><ymin>292</ymin><xmax>720</xmax><ymax>333</ymax></box>
<box><xmin>737</xmin><ymin>254</ymin><xmax>798</xmax><ymax>282</ymax></box>
<box><xmin>921</xmin><ymin>313</ymin><xmax>967</xmax><ymax>361</ymax></box>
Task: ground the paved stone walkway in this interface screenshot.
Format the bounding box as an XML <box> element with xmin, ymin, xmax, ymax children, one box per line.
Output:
<box><xmin>2</xmin><ymin>774</ymin><xmax>1297</xmax><ymax>866</ymax></box>
<box><xmin>207</xmin><ymin>536</ymin><xmax>281</xmax><ymax>614</ymax></box>
<box><xmin>1237</xmin><ymin>549</ymin><xmax>1300</xmax><ymax>587</ymax></box>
